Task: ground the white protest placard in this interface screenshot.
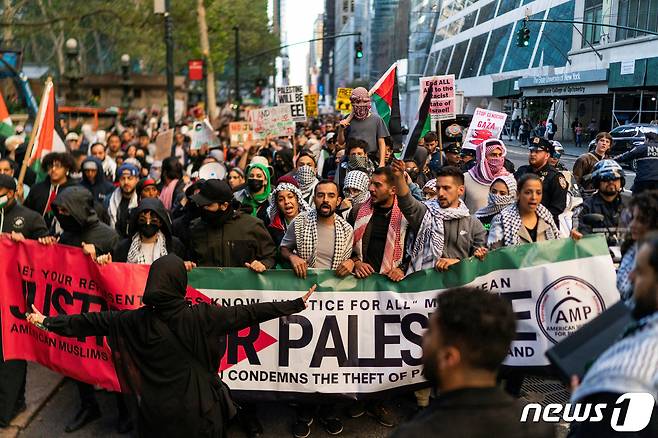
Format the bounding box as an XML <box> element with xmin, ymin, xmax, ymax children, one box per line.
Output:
<box><xmin>463</xmin><ymin>108</ymin><xmax>508</xmax><ymax>150</ymax></box>
<box><xmin>276</xmin><ymin>85</ymin><xmax>306</xmax><ymax>122</ymax></box>
<box><xmin>190</xmin><ymin>119</ymin><xmax>220</xmax><ymax>150</ymax></box>
<box><xmin>249</xmin><ymin>106</ymin><xmax>296</xmax><ymax>139</ymax></box>
<box><xmin>419</xmin><ymin>75</ymin><xmax>456</xmax><ymax>122</ymax></box>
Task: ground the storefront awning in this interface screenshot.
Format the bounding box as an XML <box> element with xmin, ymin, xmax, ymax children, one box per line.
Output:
<box><xmin>608</xmin><ymin>59</ymin><xmax>647</xmax><ymax>89</ymax></box>
<box><xmin>517</xmin><ymin>69</ymin><xmax>608</xmax><ymax>97</ymax></box>
<box><xmin>492</xmin><ymin>77</ymin><xmax>522</xmax><ymax>98</ymax></box>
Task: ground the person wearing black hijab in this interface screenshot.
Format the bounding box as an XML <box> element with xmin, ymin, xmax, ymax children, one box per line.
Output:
<box><xmin>27</xmin><ymin>255</ymin><xmax>315</xmax><ymax>438</ymax></box>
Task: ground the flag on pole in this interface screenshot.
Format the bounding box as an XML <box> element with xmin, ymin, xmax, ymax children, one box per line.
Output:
<box><xmin>403</xmin><ymin>82</ymin><xmax>434</xmax><ymax>160</ymax></box>
<box><xmin>0</xmin><ymin>91</ymin><xmax>14</xmax><ymax>138</ymax></box>
<box><xmin>28</xmin><ymin>80</ymin><xmax>65</xmax><ymax>180</ymax></box>
<box><xmin>369</xmin><ymin>62</ymin><xmax>403</xmax><ymax>143</ymax></box>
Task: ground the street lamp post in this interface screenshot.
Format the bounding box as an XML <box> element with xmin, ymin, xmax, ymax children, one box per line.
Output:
<box><xmin>233</xmin><ymin>26</ymin><xmax>240</xmax><ymax>120</ymax></box>
<box><xmin>64</xmin><ymin>38</ymin><xmax>81</xmax><ymax>104</ymax></box>
<box><xmin>120</xmin><ymin>53</ymin><xmax>132</xmax><ymax>111</ymax></box>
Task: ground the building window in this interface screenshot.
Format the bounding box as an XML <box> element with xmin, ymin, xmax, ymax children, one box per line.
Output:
<box><xmin>448</xmin><ymin>40</ymin><xmax>469</xmax><ymax>77</ymax></box>
<box><xmin>534</xmin><ymin>0</ymin><xmax>574</xmax><ymax>67</ymax></box>
<box><xmin>583</xmin><ymin>0</ymin><xmax>603</xmax><ymax>46</ymax></box>
<box><xmin>436</xmin><ymin>46</ymin><xmax>453</xmax><ymax>75</ymax></box>
<box><xmin>461</xmin><ymin>32</ymin><xmax>489</xmax><ymax>78</ymax></box>
<box><xmin>480</xmin><ymin>24</ymin><xmax>512</xmax><ymax>75</ymax></box>
<box><xmin>462</xmin><ymin>11</ymin><xmax>478</xmax><ymax>32</ymax></box>
<box><xmin>343</xmin><ymin>0</ymin><xmax>349</xmax><ymax>12</ymax></box>
<box><xmin>503</xmin><ymin>12</ymin><xmax>543</xmax><ymax>72</ymax></box>
<box><xmin>497</xmin><ymin>0</ymin><xmax>521</xmax><ymax>16</ymax></box>
<box><xmin>477</xmin><ymin>0</ymin><xmax>499</xmax><ymax>26</ymax></box>
<box><xmin>617</xmin><ymin>0</ymin><xmax>658</xmax><ymax>40</ymax></box>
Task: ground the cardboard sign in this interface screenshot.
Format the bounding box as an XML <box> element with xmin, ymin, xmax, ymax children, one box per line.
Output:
<box><xmin>190</xmin><ymin>119</ymin><xmax>220</xmax><ymax>150</ymax></box>
<box><xmin>304</xmin><ymin>94</ymin><xmax>319</xmax><ymax>118</ymax></box>
<box><xmin>249</xmin><ymin>106</ymin><xmax>296</xmax><ymax>139</ymax></box>
<box><xmin>153</xmin><ymin>128</ymin><xmax>174</xmax><ymax>161</ymax></box>
<box><xmin>335</xmin><ymin>88</ymin><xmax>353</xmax><ymax>114</ymax></box>
<box><xmin>277</xmin><ymin>85</ymin><xmax>306</xmax><ymax>122</ymax></box>
<box><xmin>462</xmin><ymin>108</ymin><xmax>508</xmax><ymax>150</ymax></box>
<box><xmin>419</xmin><ymin>75</ymin><xmax>456</xmax><ymax>122</ymax></box>
<box><xmin>229</xmin><ymin>122</ymin><xmax>254</xmax><ymax>147</ymax></box>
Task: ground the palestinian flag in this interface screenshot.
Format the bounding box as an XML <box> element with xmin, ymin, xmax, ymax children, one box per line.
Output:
<box><xmin>369</xmin><ymin>63</ymin><xmax>403</xmax><ymax>143</ymax></box>
<box><xmin>28</xmin><ymin>80</ymin><xmax>65</xmax><ymax>181</ymax></box>
<box><xmin>0</xmin><ymin>91</ymin><xmax>14</xmax><ymax>138</ymax></box>
<box><xmin>403</xmin><ymin>82</ymin><xmax>434</xmax><ymax>160</ymax></box>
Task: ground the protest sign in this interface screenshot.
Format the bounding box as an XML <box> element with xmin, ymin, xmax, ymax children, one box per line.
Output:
<box><xmin>153</xmin><ymin>128</ymin><xmax>174</xmax><ymax>161</ymax></box>
<box><xmin>249</xmin><ymin>107</ymin><xmax>296</xmax><ymax>139</ymax></box>
<box><xmin>419</xmin><ymin>75</ymin><xmax>455</xmax><ymax>122</ymax></box>
<box><xmin>1</xmin><ymin>236</ymin><xmax>618</xmax><ymax>398</ymax></box>
<box><xmin>462</xmin><ymin>107</ymin><xmax>508</xmax><ymax>150</ymax></box>
<box><xmin>335</xmin><ymin>88</ymin><xmax>352</xmax><ymax>114</ymax></box>
<box><xmin>304</xmin><ymin>94</ymin><xmax>319</xmax><ymax>118</ymax></box>
<box><xmin>190</xmin><ymin>119</ymin><xmax>220</xmax><ymax>150</ymax></box>
<box><xmin>276</xmin><ymin>85</ymin><xmax>306</xmax><ymax>122</ymax></box>
<box><xmin>229</xmin><ymin>122</ymin><xmax>254</xmax><ymax>147</ymax></box>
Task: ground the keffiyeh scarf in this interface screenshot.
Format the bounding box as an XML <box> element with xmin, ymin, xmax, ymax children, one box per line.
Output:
<box><xmin>408</xmin><ymin>199</ymin><xmax>471</xmax><ymax>273</ymax></box>
<box><xmin>353</xmin><ymin>197</ymin><xmax>407</xmax><ymax>273</ymax></box>
<box><xmin>108</xmin><ymin>188</ymin><xmax>138</xmax><ymax>229</ymax></box>
<box><xmin>293</xmin><ymin>209</ymin><xmax>353</xmax><ymax>269</ymax></box>
<box><xmin>468</xmin><ymin>140</ymin><xmax>510</xmax><ymax>185</ymax></box>
<box><xmin>295</xmin><ymin>165</ymin><xmax>319</xmax><ymax>203</ymax></box>
<box><xmin>127</xmin><ymin>230</ymin><xmax>168</xmax><ymax>264</ymax></box>
<box><xmin>498</xmin><ymin>204</ymin><xmax>560</xmax><ymax>246</ymax></box>
<box><xmin>475</xmin><ymin>175</ymin><xmax>518</xmax><ymax>219</ymax></box>
<box><xmin>267</xmin><ymin>182</ymin><xmax>310</xmax><ymax>231</ymax></box>
<box><xmin>343</xmin><ymin>170</ymin><xmax>370</xmax><ymax>205</ymax></box>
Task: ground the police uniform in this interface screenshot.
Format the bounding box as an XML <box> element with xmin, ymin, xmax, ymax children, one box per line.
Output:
<box><xmin>0</xmin><ymin>175</ymin><xmax>49</xmax><ymax>426</ymax></box>
<box><xmin>514</xmin><ymin>137</ymin><xmax>568</xmax><ymax>224</ymax></box>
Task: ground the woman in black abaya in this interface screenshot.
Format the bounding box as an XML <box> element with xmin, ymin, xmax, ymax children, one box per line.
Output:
<box><xmin>26</xmin><ymin>254</ymin><xmax>315</xmax><ymax>437</ymax></box>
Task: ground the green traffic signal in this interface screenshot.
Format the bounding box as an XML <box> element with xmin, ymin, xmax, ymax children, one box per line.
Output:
<box><xmin>516</xmin><ymin>22</ymin><xmax>531</xmax><ymax>47</ymax></box>
<box><xmin>355</xmin><ymin>41</ymin><xmax>364</xmax><ymax>59</ymax></box>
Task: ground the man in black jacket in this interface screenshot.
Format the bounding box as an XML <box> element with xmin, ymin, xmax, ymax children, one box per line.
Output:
<box><xmin>0</xmin><ymin>175</ymin><xmax>49</xmax><ymax>428</ymax></box>
<box><xmin>188</xmin><ymin>179</ymin><xmax>276</xmax><ymax>272</ymax></box>
<box><xmin>391</xmin><ymin>287</ymin><xmax>554</xmax><ymax>438</ymax></box>
<box><xmin>43</xmin><ymin>186</ymin><xmax>120</xmax><ymax>433</ymax></box>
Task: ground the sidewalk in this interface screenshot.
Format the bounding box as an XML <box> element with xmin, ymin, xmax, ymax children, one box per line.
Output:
<box><xmin>0</xmin><ymin>363</ymin><xmax>64</xmax><ymax>438</ymax></box>
<box><xmin>503</xmin><ymin>137</ymin><xmax>587</xmax><ymax>158</ymax></box>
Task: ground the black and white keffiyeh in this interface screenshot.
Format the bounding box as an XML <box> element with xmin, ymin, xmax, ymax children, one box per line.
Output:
<box><xmin>267</xmin><ymin>182</ymin><xmax>310</xmax><ymax>224</ymax></box>
<box><xmin>293</xmin><ymin>209</ymin><xmax>353</xmax><ymax>270</ymax></box>
<box><xmin>475</xmin><ymin>175</ymin><xmax>518</xmax><ymax>219</ymax></box>
<box><xmin>127</xmin><ymin>230</ymin><xmax>168</xmax><ymax>264</ymax></box>
<box><xmin>408</xmin><ymin>199</ymin><xmax>471</xmax><ymax>273</ymax></box>
<box><xmin>343</xmin><ymin>170</ymin><xmax>370</xmax><ymax>204</ymax></box>
<box><xmin>107</xmin><ymin>188</ymin><xmax>138</xmax><ymax>229</ymax></box>
<box><xmin>498</xmin><ymin>203</ymin><xmax>559</xmax><ymax>246</ymax></box>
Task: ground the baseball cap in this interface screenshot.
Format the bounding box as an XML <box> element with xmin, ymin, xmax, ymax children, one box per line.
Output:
<box><xmin>82</xmin><ymin>160</ymin><xmax>100</xmax><ymax>171</ymax></box>
<box><xmin>191</xmin><ymin>179</ymin><xmax>234</xmax><ymax>206</ymax></box>
<box><xmin>0</xmin><ymin>174</ymin><xmax>16</xmax><ymax>191</ymax></box>
<box><xmin>137</xmin><ymin>178</ymin><xmax>157</xmax><ymax>194</ymax></box>
<box><xmin>65</xmin><ymin>132</ymin><xmax>80</xmax><ymax>142</ymax></box>
<box><xmin>444</xmin><ymin>143</ymin><xmax>461</xmax><ymax>154</ymax></box>
<box><xmin>117</xmin><ymin>163</ymin><xmax>140</xmax><ymax>177</ymax></box>
<box><xmin>460</xmin><ymin>147</ymin><xmax>476</xmax><ymax>157</ymax></box>
<box><xmin>326</xmin><ymin>132</ymin><xmax>336</xmax><ymax>142</ymax></box>
<box><xmin>529</xmin><ymin>137</ymin><xmax>554</xmax><ymax>154</ymax></box>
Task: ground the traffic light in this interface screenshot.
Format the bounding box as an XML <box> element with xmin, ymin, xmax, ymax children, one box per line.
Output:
<box><xmin>516</xmin><ymin>22</ymin><xmax>531</xmax><ymax>47</ymax></box>
<box><xmin>354</xmin><ymin>40</ymin><xmax>364</xmax><ymax>60</ymax></box>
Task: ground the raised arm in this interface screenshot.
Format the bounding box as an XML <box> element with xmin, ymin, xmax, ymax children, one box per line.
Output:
<box><xmin>28</xmin><ymin>305</ymin><xmax>123</xmax><ymax>338</ymax></box>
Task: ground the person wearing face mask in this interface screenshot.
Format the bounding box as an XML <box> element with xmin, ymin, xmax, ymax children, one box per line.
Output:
<box><xmin>475</xmin><ymin>175</ymin><xmax>518</xmax><ymax>230</ymax></box>
<box><xmin>422</xmin><ymin>178</ymin><xmax>437</xmax><ymax>201</ymax></box>
<box><xmin>24</xmin><ymin>152</ymin><xmax>78</xmax><ymax>229</ymax></box>
<box><xmin>40</xmin><ymin>186</ymin><xmax>120</xmax><ymax>433</ymax></box>
<box><xmin>103</xmin><ymin>198</ymin><xmax>187</xmax><ymax>265</ymax></box>
<box><xmin>272</xmin><ymin>148</ymin><xmax>294</xmax><ymax>181</ymax></box>
<box><xmin>266</xmin><ymin>176</ymin><xmax>310</xmax><ymax>247</ymax></box>
<box><xmin>336</xmin><ymin>87</ymin><xmax>389</xmax><ymax>168</ymax></box>
<box><xmin>0</xmin><ymin>175</ymin><xmax>49</xmax><ymax>428</ymax></box>
<box><xmin>487</xmin><ymin>174</ymin><xmax>560</xmax><ymax>250</ymax></box>
<box><xmin>80</xmin><ymin>157</ymin><xmax>115</xmax><ymax>205</ymax></box>
<box><xmin>148</xmin><ymin>159</ymin><xmax>162</xmax><ymax>182</ymax></box>
<box><xmin>235</xmin><ymin>162</ymin><xmax>272</xmax><ymax>223</ymax></box>
<box><xmin>294</xmin><ymin>152</ymin><xmax>319</xmax><ymax>205</ymax></box>
<box><xmin>463</xmin><ymin>139</ymin><xmax>511</xmax><ymax>214</ymax></box>
<box><xmin>335</xmin><ymin>139</ymin><xmax>375</xmax><ymax>188</ymax></box>
<box><xmin>339</xmin><ymin>170</ymin><xmax>370</xmax><ymax>218</ymax></box>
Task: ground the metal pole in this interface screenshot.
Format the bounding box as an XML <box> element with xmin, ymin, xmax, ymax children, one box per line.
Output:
<box><xmin>234</xmin><ymin>26</ymin><xmax>240</xmax><ymax>120</ymax></box>
<box><xmin>165</xmin><ymin>0</ymin><xmax>176</xmax><ymax>156</ymax></box>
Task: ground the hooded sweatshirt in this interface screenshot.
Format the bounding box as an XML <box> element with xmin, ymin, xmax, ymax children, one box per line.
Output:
<box><xmin>80</xmin><ymin>156</ymin><xmax>115</xmax><ymax>205</ymax></box>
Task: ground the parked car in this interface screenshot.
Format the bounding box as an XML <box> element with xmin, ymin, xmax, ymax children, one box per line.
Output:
<box><xmin>589</xmin><ymin>123</ymin><xmax>658</xmax><ymax>158</ymax></box>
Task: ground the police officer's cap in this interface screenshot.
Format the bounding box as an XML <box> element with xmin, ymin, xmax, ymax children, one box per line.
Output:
<box><xmin>529</xmin><ymin>137</ymin><xmax>554</xmax><ymax>154</ymax></box>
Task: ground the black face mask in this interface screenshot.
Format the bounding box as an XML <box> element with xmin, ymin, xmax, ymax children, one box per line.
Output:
<box><xmin>56</xmin><ymin>213</ymin><xmax>82</xmax><ymax>232</ymax></box>
<box><xmin>139</xmin><ymin>223</ymin><xmax>159</xmax><ymax>238</ymax></box>
<box><xmin>201</xmin><ymin>206</ymin><xmax>233</xmax><ymax>227</ymax></box>
<box><xmin>248</xmin><ymin>178</ymin><xmax>264</xmax><ymax>193</ymax></box>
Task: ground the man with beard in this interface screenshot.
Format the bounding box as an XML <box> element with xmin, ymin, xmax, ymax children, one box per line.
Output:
<box><xmin>105</xmin><ymin>163</ymin><xmax>139</xmax><ymax>238</ymax></box>
<box><xmin>90</xmin><ymin>142</ymin><xmax>117</xmax><ymax>182</ymax></box>
<box><xmin>569</xmin><ymin>234</ymin><xmax>658</xmax><ymax>438</ymax></box>
<box><xmin>0</xmin><ymin>175</ymin><xmax>49</xmax><ymax>428</ymax></box>
<box><xmin>391</xmin><ymin>288</ymin><xmax>554</xmax><ymax>438</ymax></box>
<box><xmin>336</xmin><ymin>87</ymin><xmax>389</xmax><ymax>168</ymax></box>
<box><xmin>41</xmin><ymin>186</ymin><xmax>120</xmax><ymax>432</ymax></box>
<box><xmin>280</xmin><ymin>180</ymin><xmax>353</xmax><ymax>437</ymax></box>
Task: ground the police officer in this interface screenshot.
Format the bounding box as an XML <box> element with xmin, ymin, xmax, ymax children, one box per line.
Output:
<box><xmin>0</xmin><ymin>174</ymin><xmax>49</xmax><ymax>427</ymax></box>
<box><xmin>443</xmin><ymin>143</ymin><xmax>462</xmax><ymax>168</ymax></box>
<box><xmin>460</xmin><ymin>147</ymin><xmax>477</xmax><ymax>172</ymax></box>
<box><xmin>515</xmin><ymin>136</ymin><xmax>568</xmax><ymax>225</ymax></box>
<box><xmin>614</xmin><ymin>131</ymin><xmax>658</xmax><ymax>194</ymax></box>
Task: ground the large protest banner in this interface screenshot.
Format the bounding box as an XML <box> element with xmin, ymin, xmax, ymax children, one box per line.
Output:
<box><xmin>249</xmin><ymin>106</ymin><xmax>296</xmax><ymax>139</ymax></box>
<box><xmin>0</xmin><ymin>236</ymin><xmax>618</xmax><ymax>398</ymax></box>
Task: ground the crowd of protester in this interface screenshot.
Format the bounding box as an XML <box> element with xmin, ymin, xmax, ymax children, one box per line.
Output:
<box><xmin>2</xmin><ymin>90</ymin><xmax>658</xmax><ymax>437</ymax></box>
